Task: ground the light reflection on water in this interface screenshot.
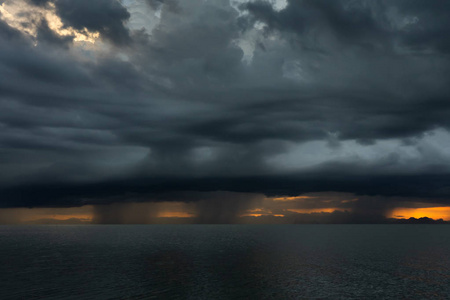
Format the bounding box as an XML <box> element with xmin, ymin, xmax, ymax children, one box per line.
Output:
<box><xmin>0</xmin><ymin>225</ymin><xmax>449</xmax><ymax>299</ymax></box>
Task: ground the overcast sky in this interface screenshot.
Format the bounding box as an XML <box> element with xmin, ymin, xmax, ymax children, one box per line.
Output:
<box><xmin>1</xmin><ymin>0</ymin><xmax>450</xmax><ymax>223</ymax></box>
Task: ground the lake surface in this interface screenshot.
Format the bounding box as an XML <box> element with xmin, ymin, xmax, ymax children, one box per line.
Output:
<box><xmin>0</xmin><ymin>225</ymin><xmax>449</xmax><ymax>299</ymax></box>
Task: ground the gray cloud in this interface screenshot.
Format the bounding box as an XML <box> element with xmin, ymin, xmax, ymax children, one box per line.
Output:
<box><xmin>54</xmin><ymin>0</ymin><xmax>131</xmax><ymax>45</ymax></box>
<box><xmin>92</xmin><ymin>202</ymin><xmax>159</xmax><ymax>224</ymax></box>
<box><xmin>27</xmin><ymin>0</ymin><xmax>50</xmax><ymax>6</ymax></box>
<box><xmin>146</xmin><ymin>0</ymin><xmax>180</xmax><ymax>13</ymax></box>
<box><xmin>36</xmin><ymin>18</ymin><xmax>74</xmax><ymax>47</ymax></box>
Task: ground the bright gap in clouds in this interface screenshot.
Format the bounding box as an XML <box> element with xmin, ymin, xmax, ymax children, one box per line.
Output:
<box><xmin>230</xmin><ymin>0</ymin><xmax>288</xmax><ymax>64</ymax></box>
<box><xmin>230</xmin><ymin>0</ymin><xmax>287</xmax><ymax>14</ymax></box>
<box><xmin>122</xmin><ymin>0</ymin><xmax>161</xmax><ymax>32</ymax></box>
<box><xmin>0</xmin><ymin>0</ymin><xmax>100</xmax><ymax>44</ymax></box>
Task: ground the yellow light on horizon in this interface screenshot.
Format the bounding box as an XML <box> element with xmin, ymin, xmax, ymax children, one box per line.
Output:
<box><xmin>241</xmin><ymin>213</ymin><xmax>285</xmax><ymax>217</ymax></box>
<box><xmin>286</xmin><ymin>208</ymin><xmax>347</xmax><ymax>214</ymax></box>
<box><xmin>272</xmin><ymin>196</ymin><xmax>315</xmax><ymax>201</ymax></box>
<box><xmin>26</xmin><ymin>214</ymin><xmax>92</xmax><ymax>221</ymax></box>
<box><xmin>387</xmin><ymin>207</ymin><xmax>450</xmax><ymax>221</ymax></box>
<box><xmin>156</xmin><ymin>212</ymin><xmax>195</xmax><ymax>218</ymax></box>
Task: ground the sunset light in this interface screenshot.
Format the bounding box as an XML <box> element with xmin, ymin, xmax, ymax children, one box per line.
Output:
<box><xmin>387</xmin><ymin>206</ymin><xmax>450</xmax><ymax>221</ymax></box>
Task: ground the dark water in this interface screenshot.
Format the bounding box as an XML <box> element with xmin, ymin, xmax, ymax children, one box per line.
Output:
<box><xmin>0</xmin><ymin>225</ymin><xmax>449</xmax><ymax>299</ymax></box>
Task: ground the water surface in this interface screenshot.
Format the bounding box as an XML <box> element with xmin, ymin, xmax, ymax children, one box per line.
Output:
<box><xmin>1</xmin><ymin>225</ymin><xmax>449</xmax><ymax>299</ymax></box>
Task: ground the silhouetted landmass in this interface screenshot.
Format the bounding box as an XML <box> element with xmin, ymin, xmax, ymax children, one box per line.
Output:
<box><xmin>387</xmin><ymin>217</ymin><xmax>449</xmax><ymax>224</ymax></box>
<box><xmin>241</xmin><ymin>211</ymin><xmax>450</xmax><ymax>224</ymax></box>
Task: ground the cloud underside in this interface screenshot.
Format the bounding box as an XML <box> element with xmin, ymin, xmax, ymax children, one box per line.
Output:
<box><xmin>1</xmin><ymin>0</ymin><xmax>450</xmax><ymax>221</ymax></box>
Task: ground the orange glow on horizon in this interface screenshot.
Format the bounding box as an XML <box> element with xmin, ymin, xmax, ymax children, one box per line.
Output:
<box><xmin>387</xmin><ymin>207</ymin><xmax>450</xmax><ymax>221</ymax></box>
<box><xmin>156</xmin><ymin>212</ymin><xmax>195</xmax><ymax>218</ymax></box>
<box><xmin>26</xmin><ymin>214</ymin><xmax>93</xmax><ymax>221</ymax></box>
<box><xmin>241</xmin><ymin>213</ymin><xmax>285</xmax><ymax>217</ymax></box>
<box><xmin>240</xmin><ymin>207</ymin><xmax>347</xmax><ymax>218</ymax></box>
<box><xmin>286</xmin><ymin>208</ymin><xmax>347</xmax><ymax>214</ymax></box>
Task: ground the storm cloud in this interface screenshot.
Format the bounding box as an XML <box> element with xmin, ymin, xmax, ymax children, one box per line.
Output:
<box><xmin>1</xmin><ymin>0</ymin><xmax>450</xmax><ymax>222</ymax></box>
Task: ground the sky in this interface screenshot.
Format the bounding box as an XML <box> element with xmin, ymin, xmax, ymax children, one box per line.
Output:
<box><xmin>1</xmin><ymin>0</ymin><xmax>450</xmax><ymax>224</ymax></box>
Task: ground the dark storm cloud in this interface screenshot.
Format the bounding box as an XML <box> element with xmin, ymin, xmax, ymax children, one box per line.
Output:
<box><xmin>54</xmin><ymin>0</ymin><xmax>131</xmax><ymax>45</ymax></box>
<box><xmin>242</xmin><ymin>0</ymin><xmax>388</xmax><ymax>48</ymax></box>
<box><xmin>3</xmin><ymin>173</ymin><xmax>450</xmax><ymax>209</ymax></box>
<box><xmin>1</xmin><ymin>0</ymin><xmax>450</xmax><ymax>220</ymax></box>
<box><xmin>237</xmin><ymin>0</ymin><xmax>450</xmax><ymax>142</ymax></box>
<box><xmin>36</xmin><ymin>18</ymin><xmax>74</xmax><ymax>47</ymax></box>
<box><xmin>393</xmin><ymin>0</ymin><xmax>450</xmax><ymax>53</ymax></box>
<box><xmin>242</xmin><ymin>0</ymin><xmax>450</xmax><ymax>53</ymax></box>
<box><xmin>0</xmin><ymin>19</ymin><xmax>23</xmax><ymax>41</ymax></box>
<box><xmin>27</xmin><ymin>0</ymin><xmax>50</xmax><ymax>6</ymax></box>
